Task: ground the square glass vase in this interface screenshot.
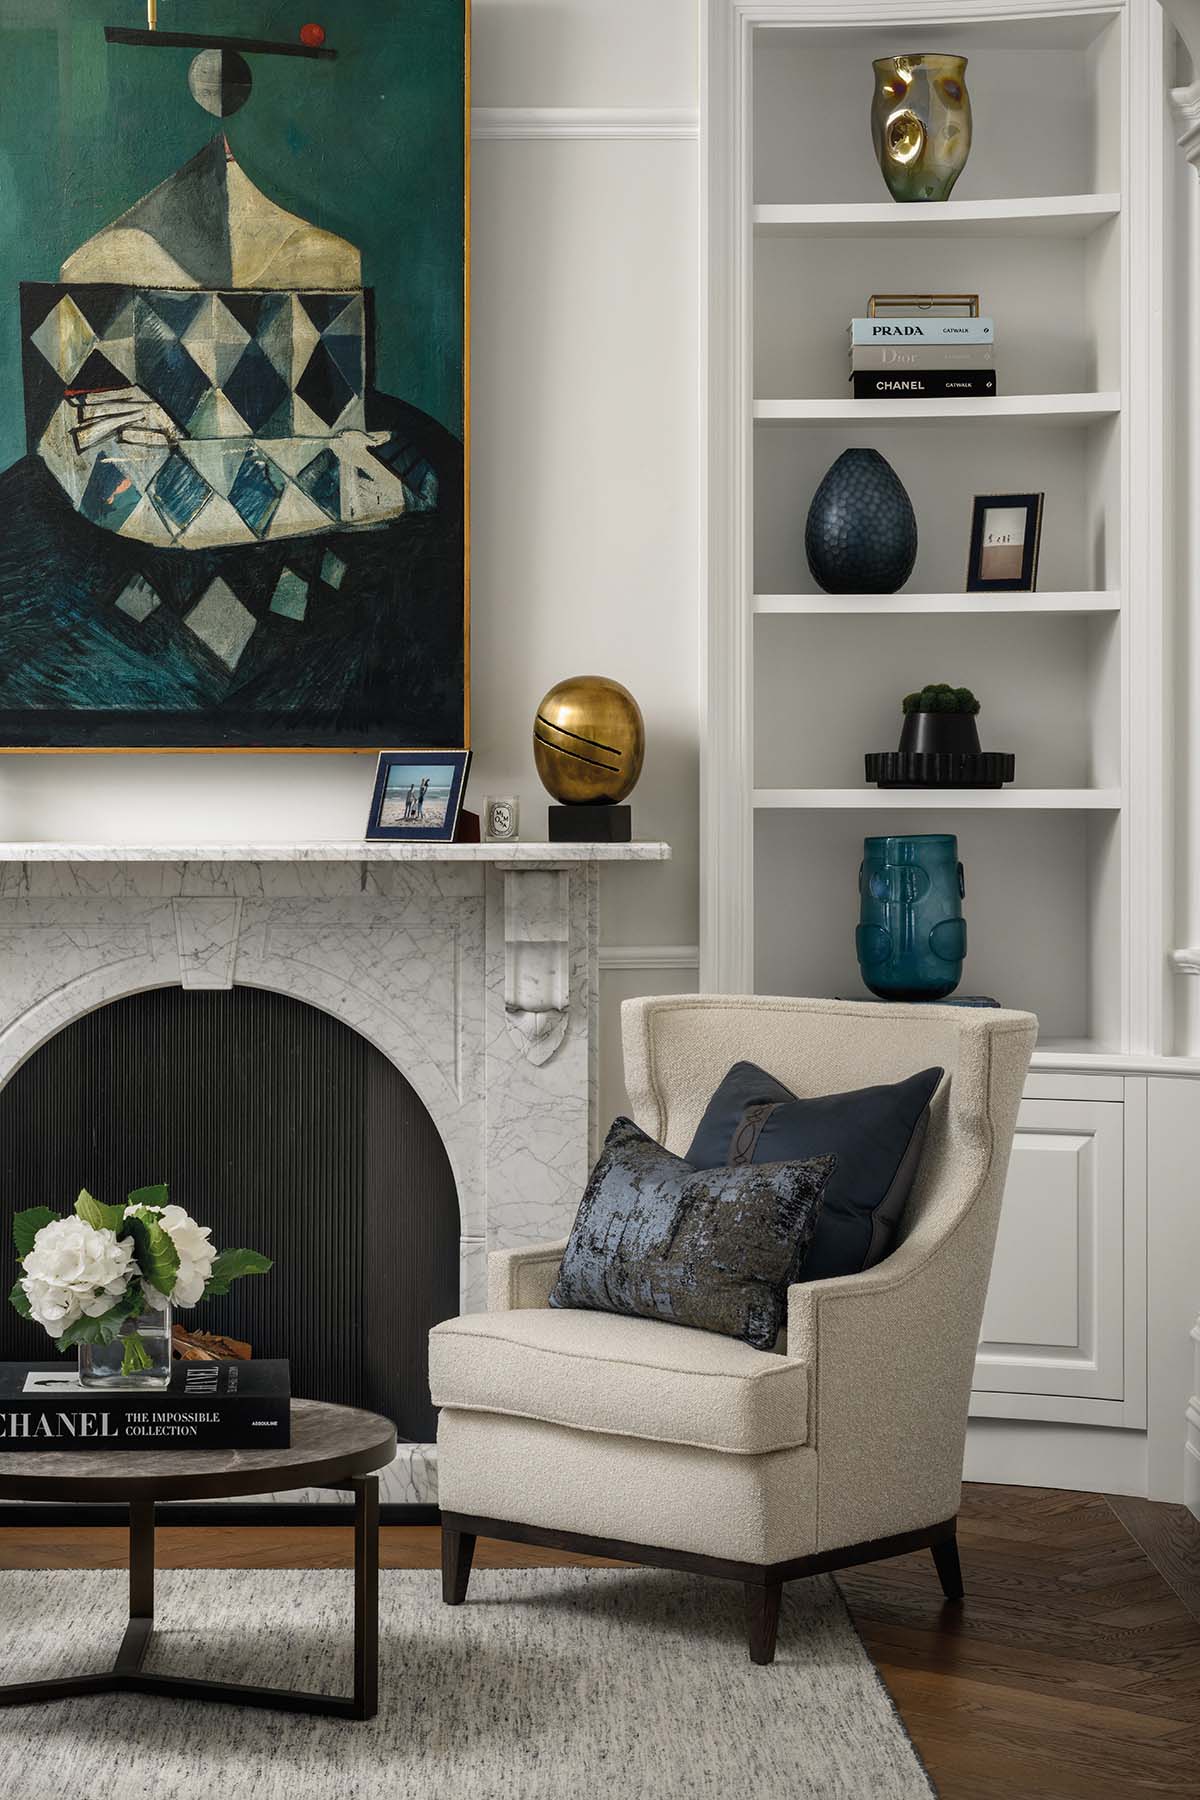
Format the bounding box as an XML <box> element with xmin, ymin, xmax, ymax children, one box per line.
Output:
<box><xmin>76</xmin><ymin>1302</ymin><xmax>173</xmax><ymax>1390</ymax></box>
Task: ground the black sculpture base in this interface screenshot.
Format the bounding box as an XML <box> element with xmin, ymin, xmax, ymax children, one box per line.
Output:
<box><xmin>548</xmin><ymin>804</ymin><xmax>631</xmax><ymax>842</ymax></box>
<box><xmin>865</xmin><ymin>751</ymin><xmax>1015</xmax><ymax>789</ymax></box>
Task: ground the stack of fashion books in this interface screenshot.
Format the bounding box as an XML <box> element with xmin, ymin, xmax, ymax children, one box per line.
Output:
<box><xmin>0</xmin><ymin>1359</ymin><xmax>290</xmax><ymax>1451</ymax></box>
<box><xmin>848</xmin><ymin>312</ymin><xmax>996</xmax><ymax>399</ymax></box>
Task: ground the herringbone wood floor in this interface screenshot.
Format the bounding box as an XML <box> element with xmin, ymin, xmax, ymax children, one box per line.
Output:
<box><xmin>1</xmin><ymin>1483</ymin><xmax>1197</xmax><ymax>1799</ymax></box>
<box><xmin>839</xmin><ymin>1485</ymin><xmax>1200</xmax><ymax>1800</ymax></box>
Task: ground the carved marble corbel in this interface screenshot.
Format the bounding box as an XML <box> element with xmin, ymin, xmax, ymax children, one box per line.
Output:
<box><xmin>502</xmin><ymin>869</ymin><xmax>569</xmax><ymax>1065</ymax></box>
<box><xmin>1163</xmin><ymin>0</ymin><xmax>1200</xmax><ymax>165</ymax></box>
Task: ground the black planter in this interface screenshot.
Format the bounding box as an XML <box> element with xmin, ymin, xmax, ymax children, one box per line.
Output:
<box><xmin>804</xmin><ymin>449</ymin><xmax>917</xmax><ymax>595</ymax></box>
<box><xmin>866</xmin><ymin>704</ymin><xmax>1015</xmax><ymax>787</ymax></box>
<box><xmin>898</xmin><ymin>710</ymin><xmax>982</xmax><ymax>757</ymax></box>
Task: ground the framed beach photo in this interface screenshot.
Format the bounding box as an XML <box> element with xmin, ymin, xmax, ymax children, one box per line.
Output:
<box><xmin>366</xmin><ymin>751</ymin><xmax>471</xmax><ymax>842</ymax></box>
<box><xmin>967</xmin><ymin>493</ymin><xmax>1044</xmax><ymax>592</ymax></box>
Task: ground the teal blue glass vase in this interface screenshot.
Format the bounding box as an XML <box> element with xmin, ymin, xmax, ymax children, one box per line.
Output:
<box><xmin>856</xmin><ymin>834</ymin><xmax>966</xmax><ymax>1001</ymax></box>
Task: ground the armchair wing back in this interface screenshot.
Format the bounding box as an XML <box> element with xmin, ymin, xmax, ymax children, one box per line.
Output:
<box><xmin>622</xmin><ymin>995</ymin><xmax>1038</xmax><ymax>1549</ymax></box>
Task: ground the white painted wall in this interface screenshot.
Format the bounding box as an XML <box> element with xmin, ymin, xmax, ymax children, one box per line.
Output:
<box><xmin>0</xmin><ymin>1</ymin><xmax>703</xmax><ymax>1124</ymax></box>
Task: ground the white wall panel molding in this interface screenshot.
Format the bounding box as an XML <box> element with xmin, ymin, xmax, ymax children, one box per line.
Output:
<box><xmin>701</xmin><ymin>0</ymin><xmax>755</xmax><ymax>991</ymax></box>
<box><xmin>1188</xmin><ymin>1319</ymin><xmax>1200</xmax><ymax>1519</ymax></box>
<box><xmin>472</xmin><ymin>108</ymin><xmax>699</xmax><ymax>141</ymax></box>
<box><xmin>599</xmin><ymin>944</ymin><xmax>701</xmax><ymax>971</ymax></box>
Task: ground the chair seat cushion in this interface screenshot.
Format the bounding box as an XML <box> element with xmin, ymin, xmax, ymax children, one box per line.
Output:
<box><xmin>429</xmin><ymin>1307</ymin><xmax>809</xmax><ymax>1455</ymax></box>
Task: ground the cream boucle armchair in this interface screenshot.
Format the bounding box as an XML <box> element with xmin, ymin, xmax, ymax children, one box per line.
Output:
<box><xmin>429</xmin><ymin>995</ymin><xmax>1036</xmax><ymax>1662</ymax></box>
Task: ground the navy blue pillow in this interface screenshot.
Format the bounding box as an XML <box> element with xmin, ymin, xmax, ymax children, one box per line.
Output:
<box><xmin>685</xmin><ymin>1062</ymin><xmax>943</xmax><ymax>1282</ymax></box>
<box><xmin>549</xmin><ymin>1117</ymin><xmax>835</xmax><ymax>1348</ymax></box>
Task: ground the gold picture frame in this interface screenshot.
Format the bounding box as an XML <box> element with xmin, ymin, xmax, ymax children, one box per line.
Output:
<box><xmin>867</xmin><ymin>293</ymin><xmax>980</xmax><ymax>318</ymax></box>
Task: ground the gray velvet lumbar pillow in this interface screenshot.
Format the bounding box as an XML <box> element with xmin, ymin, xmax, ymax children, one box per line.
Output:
<box><xmin>548</xmin><ymin>1116</ymin><xmax>835</xmax><ymax>1350</ymax></box>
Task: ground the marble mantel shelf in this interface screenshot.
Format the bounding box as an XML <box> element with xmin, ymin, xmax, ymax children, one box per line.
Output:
<box><xmin>0</xmin><ymin>840</ymin><xmax>672</xmax><ymax>864</ymax></box>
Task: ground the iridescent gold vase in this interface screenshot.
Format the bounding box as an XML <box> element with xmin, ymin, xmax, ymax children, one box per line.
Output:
<box><xmin>871</xmin><ymin>54</ymin><xmax>971</xmax><ymax>203</ymax></box>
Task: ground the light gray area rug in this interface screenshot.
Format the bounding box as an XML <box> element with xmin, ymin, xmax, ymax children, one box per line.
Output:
<box><xmin>0</xmin><ymin>1567</ymin><xmax>934</xmax><ymax>1799</ymax></box>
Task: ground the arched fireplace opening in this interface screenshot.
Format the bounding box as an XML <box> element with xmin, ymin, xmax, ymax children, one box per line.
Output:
<box><xmin>0</xmin><ymin>985</ymin><xmax>460</xmax><ymax>1444</ymax></box>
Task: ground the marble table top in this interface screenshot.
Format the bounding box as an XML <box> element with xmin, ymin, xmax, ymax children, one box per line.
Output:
<box><xmin>0</xmin><ymin>1398</ymin><xmax>396</xmax><ymax>1502</ymax></box>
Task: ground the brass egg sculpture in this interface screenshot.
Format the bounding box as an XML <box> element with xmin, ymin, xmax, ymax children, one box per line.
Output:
<box><xmin>533</xmin><ymin>676</ymin><xmax>645</xmax><ymax>805</ymax></box>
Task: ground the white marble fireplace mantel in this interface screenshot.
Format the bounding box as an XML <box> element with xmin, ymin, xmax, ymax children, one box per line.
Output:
<box><xmin>0</xmin><ymin>839</ymin><xmax>669</xmax><ymax>1511</ymax></box>
<box><xmin>0</xmin><ymin>841</ymin><xmax>671</xmax><ymax>863</ymax></box>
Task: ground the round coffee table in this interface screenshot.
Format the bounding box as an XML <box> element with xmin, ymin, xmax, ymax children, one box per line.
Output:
<box><xmin>0</xmin><ymin>1397</ymin><xmax>396</xmax><ymax>1719</ymax></box>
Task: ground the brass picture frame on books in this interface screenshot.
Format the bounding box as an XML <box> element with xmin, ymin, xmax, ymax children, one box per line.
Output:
<box><xmin>868</xmin><ymin>293</ymin><xmax>980</xmax><ymax>318</ymax></box>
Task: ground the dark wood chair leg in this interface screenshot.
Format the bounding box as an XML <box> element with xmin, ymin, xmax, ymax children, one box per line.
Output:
<box><xmin>931</xmin><ymin>1530</ymin><xmax>964</xmax><ymax>1601</ymax></box>
<box><xmin>745</xmin><ymin>1580</ymin><xmax>782</xmax><ymax>1664</ymax></box>
<box><xmin>442</xmin><ymin>1526</ymin><xmax>477</xmax><ymax>1605</ymax></box>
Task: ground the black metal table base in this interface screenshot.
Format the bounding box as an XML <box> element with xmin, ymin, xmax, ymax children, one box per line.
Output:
<box><xmin>0</xmin><ymin>1477</ymin><xmax>380</xmax><ymax>1719</ymax></box>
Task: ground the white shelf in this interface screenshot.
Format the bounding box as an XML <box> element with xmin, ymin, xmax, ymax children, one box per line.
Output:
<box><xmin>754</xmin><ymin>393</ymin><xmax>1121</xmax><ymax>425</ymax></box>
<box><xmin>753</xmin><ymin>789</ymin><xmax>1122</xmax><ymax>811</ymax></box>
<box><xmin>754</xmin><ymin>592</ymin><xmax>1120</xmax><ymax>616</ymax></box>
<box><xmin>753</xmin><ymin>193</ymin><xmax>1121</xmax><ymax>238</ymax></box>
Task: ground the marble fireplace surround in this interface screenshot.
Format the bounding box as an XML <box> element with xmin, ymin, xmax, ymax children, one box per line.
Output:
<box><xmin>0</xmin><ymin>840</ymin><xmax>669</xmax><ymax>1511</ymax></box>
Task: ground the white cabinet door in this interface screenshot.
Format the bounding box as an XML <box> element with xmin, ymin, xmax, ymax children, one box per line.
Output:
<box><xmin>973</xmin><ymin>1099</ymin><xmax>1125</xmax><ymax>1402</ymax></box>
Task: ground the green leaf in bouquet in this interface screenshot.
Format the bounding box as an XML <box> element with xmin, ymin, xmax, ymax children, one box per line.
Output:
<box><xmin>203</xmin><ymin>1247</ymin><xmax>272</xmax><ymax>1298</ymax></box>
<box><xmin>57</xmin><ymin>1312</ymin><xmax>107</xmax><ymax>1351</ymax></box>
<box><xmin>56</xmin><ymin>1288</ymin><xmax>143</xmax><ymax>1352</ymax></box>
<box><xmin>12</xmin><ymin>1206</ymin><xmax>56</xmax><ymax>1260</ymax></box>
<box><xmin>126</xmin><ymin>1183</ymin><xmax>169</xmax><ymax>1212</ymax></box>
<box><xmin>8</xmin><ymin>1278</ymin><xmax>30</xmax><ymax>1318</ymax></box>
<box><xmin>74</xmin><ymin>1189</ymin><xmax>126</xmax><ymax>1234</ymax></box>
<box><xmin>124</xmin><ymin>1213</ymin><xmax>180</xmax><ymax>1297</ymax></box>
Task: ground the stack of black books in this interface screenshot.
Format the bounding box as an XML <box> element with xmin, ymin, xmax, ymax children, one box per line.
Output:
<box><xmin>0</xmin><ymin>1359</ymin><xmax>290</xmax><ymax>1451</ymax></box>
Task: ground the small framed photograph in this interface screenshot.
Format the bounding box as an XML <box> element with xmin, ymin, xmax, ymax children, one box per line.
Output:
<box><xmin>967</xmin><ymin>493</ymin><xmax>1044</xmax><ymax>592</ymax></box>
<box><xmin>366</xmin><ymin>751</ymin><xmax>471</xmax><ymax>841</ymax></box>
<box><xmin>484</xmin><ymin>796</ymin><xmax>520</xmax><ymax>842</ymax></box>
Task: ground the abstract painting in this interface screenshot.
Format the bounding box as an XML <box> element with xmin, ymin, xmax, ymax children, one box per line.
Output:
<box><xmin>0</xmin><ymin>3</ymin><xmax>467</xmax><ymax>749</ymax></box>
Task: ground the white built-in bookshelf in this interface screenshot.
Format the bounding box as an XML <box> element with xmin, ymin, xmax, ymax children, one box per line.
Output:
<box><xmin>703</xmin><ymin>0</ymin><xmax>1168</xmax><ymax>1064</ymax></box>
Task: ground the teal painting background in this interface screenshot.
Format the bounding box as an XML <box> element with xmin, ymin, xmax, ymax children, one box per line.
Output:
<box><xmin>0</xmin><ymin>0</ymin><xmax>466</xmax><ymax>468</ymax></box>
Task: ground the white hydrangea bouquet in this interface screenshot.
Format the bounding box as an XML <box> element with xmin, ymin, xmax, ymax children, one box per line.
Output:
<box><xmin>9</xmin><ymin>1185</ymin><xmax>270</xmax><ymax>1385</ymax></box>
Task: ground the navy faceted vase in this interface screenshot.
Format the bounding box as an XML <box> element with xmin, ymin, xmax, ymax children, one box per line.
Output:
<box><xmin>804</xmin><ymin>449</ymin><xmax>918</xmax><ymax>594</ymax></box>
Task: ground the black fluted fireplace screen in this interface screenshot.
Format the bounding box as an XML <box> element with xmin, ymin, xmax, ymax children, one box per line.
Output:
<box><xmin>0</xmin><ymin>986</ymin><xmax>459</xmax><ymax>1443</ymax></box>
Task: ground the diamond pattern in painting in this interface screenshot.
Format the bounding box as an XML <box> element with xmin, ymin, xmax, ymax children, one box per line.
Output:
<box><xmin>295</xmin><ymin>446</ymin><xmax>342</xmax><ymax>520</ymax></box>
<box><xmin>114</xmin><ymin>576</ymin><xmax>161</xmax><ymax>622</ymax></box>
<box><xmin>222</xmin><ymin>340</ymin><xmax>291</xmax><ymax>435</ymax></box>
<box><xmin>22</xmin><ymin>284</ymin><xmax>427</xmax><ymax>544</ymax></box>
<box><xmin>137</xmin><ymin>335</ymin><xmax>210</xmax><ymax>430</ymax></box>
<box><xmin>149</xmin><ymin>448</ymin><xmax>213</xmax><ymax>534</ymax></box>
<box><xmin>30</xmin><ymin>294</ymin><xmax>96</xmax><ymax>382</ymax></box>
<box><xmin>184</xmin><ymin>577</ymin><xmax>256</xmax><ymax>671</ymax></box>
<box><xmin>269</xmin><ymin>569</ymin><xmax>309</xmax><ymax>621</ymax></box>
<box><xmin>24</xmin><ymin>283</ymin><xmax>368</xmax><ymax>448</ymax></box>
<box><xmin>228</xmin><ymin>447</ymin><xmax>286</xmax><ymax>537</ymax></box>
<box><xmin>295</xmin><ymin>340</ymin><xmax>355</xmax><ymax>430</ymax></box>
<box><xmin>79</xmin><ymin>451</ymin><xmax>142</xmax><ymax>532</ymax></box>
